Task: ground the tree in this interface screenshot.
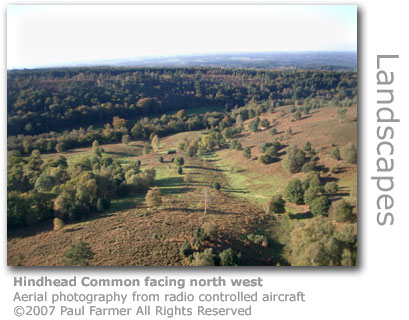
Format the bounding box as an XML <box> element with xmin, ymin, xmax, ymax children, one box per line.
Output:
<box><xmin>176</xmin><ymin>109</ymin><xmax>186</xmax><ymax>119</ymax></box>
<box><xmin>267</xmin><ymin>194</ymin><xmax>286</xmax><ymax>214</ymax></box>
<box><xmin>219</xmin><ymin>248</ymin><xmax>239</xmax><ymax>266</ymax></box>
<box><xmin>112</xmin><ymin>116</ymin><xmax>127</xmax><ymax>129</ymax></box>
<box><xmin>122</xmin><ymin>134</ymin><xmax>130</xmax><ymax>145</ymax></box>
<box><xmin>53</xmin><ymin>217</ymin><xmax>65</xmax><ymax>231</ymax></box>
<box><xmin>260</xmin><ymin>118</ymin><xmax>270</xmax><ymax>129</ymax></box>
<box><xmin>284</xmin><ymin>179</ymin><xmax>304</xmax><ymax>204</ymax></box>
<box><xmin>151</xmin><ymin>135</ymin><xmax>160</xmax><ymax>151</ymax></box>
<box><xmin>242</xmin><ymin>147</ymin><xmax>251</xmax><ymax>159</ymax></box>
<box><xmin>332</xmin><ymin>200</ymin><xmax>354</xmax><ymax>222</ymax></box>
<box><xmin>269</xmin><ymin>127</ymin><xmax>278</xmax><ymax>135</ymax></box>
<box><xmin>174</xmin><ymin>157</ymin><xmax>185</xmax><ymax>166</ymax></box>
<box><xmin>282</xmin><ymin>145</ymin><xmax>306</xmax><ymax>173</ymax></box>
<box><xmin>341</xmin><ymin>143</ymin><xmax>357</xmax><ymax>164</ymax></box>
<box><xmin>248</xmin><ymin>119</ymin><xmax>259</xmax><ymax>132</ymax></box>
<box><xmin>293</xmin><ymin>110</ymin><xmax>302</xmax><ymax>121</ymax></box>
<box><xmin>64</xmin><ymin>240</ymin><xmax>95</xmax><ymax>266</ymax></box>
<box><xmin>213</xmin><ymin>181</ymin><xmax>221</xmax><ymax>190</ymax></box>
<box><xmin>310</xmin><ymin>196</ymin><xmax>331</xmax><ymax>216</ymax></box>
<box><xmin>222</xmin><ymin>127</ymin><xmax>234</xmax><ymax>140</ymax></box>
<box><xmin>55</xmin><ymin>142</ymin><xmax>66</xmax><ymax>153</ymax></box>
<box><xmin>258</xmin><ymin>154</ymin><xmax>274</xmax><ymax>165</ymax></box>
<box><xmin>145</xmin><ymin>187</ymin><xmax>162</xmax><ymax>208</ymax></box>
<box><xmin>290</xmin><ymin>216</ymin><xmax>342</xmax><ymax>266</ymax></box>
<box><xmin>180</xmin><ymin>242</ymin><xmax>193</xmax><ymax>258</ymax></box>
<box><xmin>158</xmin><ymin>156</ymin><xmax>164</xmax><ymax>163</ymax></box>
<box><xmin>190</xmin><ymin>248</ymin><xmax>215</xmax><ymax>266</ymax></box>
<box><xmin>202</xmin><ymin>222</ymin><xmax>218</xmax><ymax>241</ymax></box>
<box><xmin>324</xmin><ymin>181</ymin><xmax>339</xmax><ymax>195</ymax></box>
<box><xmin>177</xmin><ymin>166</ymin><xmax>183</xmax><ymax>175</ymax></box>
<box><xmin>303</xmin><ymin>185</ymin><xmax>320</xmax><ymax>205</ymax></box>
<box><xmin>96</xmin><ymin>198</ymin><xmax>104</xmax><ymax>212</ymax></box>
<box><xmin>330</xmin><ymin>147</ymin><xmax>340</xmax><ymax>160</ymax></box>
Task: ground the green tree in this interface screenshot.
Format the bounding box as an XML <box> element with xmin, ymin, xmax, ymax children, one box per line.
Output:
<box><xmin>310</xmin><ymin>196</ymin><xmax>331</xmax><ymax>216</ymax></box>
<box><xmin>269</xmin><ymin>127</ymin><xmax>278</xmax><ymax>135</ymax></box>
<box><xmin>260</xmin><ymin>118</ymin><xmax>270</xmax><ymax>129</ymax></box>
<box><xmin>324</xmin><ymin>181</ymin><xmax>339</xmax><ymax>195</ymax></box>
<box><xmin>341</xmin><ymin>143</ymin><xmax>357</xmax><ymax>164</ymax></box>
<box><xmin>284</xmin><ymin>179</ymin><xmax>304</xmax><ymax>204</ymax></box>
<box><xmin>290</xmin><ymin>216</ymin><xmax>341</xmax><ymax>266</ymax></box>
<box><xmin>293</xmin><ymin>110</ymin><xmax>302</xmax><ymax>121</ymax></box>
<box><xmin>268</xmin><ymin>194</ymin><xmax>286</xmax><ymax>214</ymax></box>
<box><xmin>332</xmin><ymin>200</ymin><xmax>354</xmax><ymax>222</ymax></box>
<box><xmin>282</xmin><ymin>145</ymin><xmax>306</xmax><ymax>173</ymax></box>
<box><xmin>219</xmin><ymin>248</ymin><xmax>239</xmax><ymax>266</ymax></box>
<box><xmin>330</xmin><ymin>147</ymin><xmax>341</xmax><ymax>160</ymax></box>
<box><xmin>190</xmin><ymin>248</ymin><xmax>215</xmax><ymax>266</ymax></box>
<box><xmin>304</xmin><ymin>185</ymin><xmax>321</xmax><ymax>205</ymax></box>
<box><xmin>242</xmin><ymin>147</ymin><xmax>251</xmax><ymax>159</ymax></box>
<box><xmin>174</xmin><ymin>157</ymin><xmax>185</xmax><ymax>166</ymax></box>
<box><xmin>151</xmin><ymin>135</ymin><xmax>160</xmax><ymax>151</ymax></box>
<box><xmin>122</xmin><ymin>134</ymin><xmax>130</xmax><ymax>145</ymax></box>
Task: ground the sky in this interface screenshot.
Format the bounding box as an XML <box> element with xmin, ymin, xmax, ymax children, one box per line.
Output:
<box><xmin>7</xmin><ymin>5</ymin><xmax>357</xmax><ymax>69</ymax></box>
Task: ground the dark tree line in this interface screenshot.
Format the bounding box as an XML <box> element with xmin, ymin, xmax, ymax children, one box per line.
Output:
<box><xmin>8</xmin><ymin>67</ymin><xmax>357</xmax><ymax>136</ymax></box>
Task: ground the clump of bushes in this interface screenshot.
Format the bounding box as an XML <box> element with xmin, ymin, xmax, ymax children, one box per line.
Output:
<box><xmin>219</xmin><ymin>248</ymin><xmax>239</xmax><ymax>266</ymax></box>
<box><xmin>145</xmin><ymin>187</ymin><xmax>162</xmax><ymax>208</ymax></box>
<box><xmin>190</xmin><ymin>248</ymin><xmax>215</xmax><ymax>266</ymax></box>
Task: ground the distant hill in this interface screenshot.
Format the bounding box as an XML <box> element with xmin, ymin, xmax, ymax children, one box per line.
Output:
<box><xmin>112</xmin><ymin>51</ymin><xmax>357</xmax><ymax>71</ymax></box>
<box><xmin>15</xmin><ymin>51</ymin><xmax>357</xmax><ymax>71</ymax></box>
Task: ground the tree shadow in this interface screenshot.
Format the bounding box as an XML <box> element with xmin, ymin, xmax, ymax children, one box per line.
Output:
<box><xmin>290</xmin><ymin>211</ymin><xmax>313</xmax><ymax>220</ymax></box>
<box><xmin>160</xmin><ymin>187</ymin><xmax>195</xmax><ymax>195</ymax></box>
<box><xmin>155</xmin><ymin>176</ymin><xmax>184</xmax><ymax>187</ymax></box>
<box><xmin>316</xmin><ymin>164</ymin><xmax>329</xmax><ymax>174</ymax></box>
<box><xmin>7</xmin><ymin>221</ymin><xmax>54</xmax><ymax>240</ymax></box>
<box><xmin>234</xmin><ymin>132</ymin><xmax>250</xmax><ymax>139</ymax></box>
<box><xmin>184</xmin><ymin>165</ymin><xmax>224</xmax><ymax>172</ymax></box>
<box><xmin>63</xmin><ymin>227</ymin><xmax>84</xmax><ymax>233</ymax></box>
<box><xmin>321</xmin><ymin>176</ymin><xmax>338</xmax><ymax>184</ymax></box>
<box><xmin>224</xmin><ymin>188</ymin><xmax>249</xmax><ymax>194</ymax></box>
<box><xmin>164</xmin><ymin>207</ymin><xmax>236</xmax><ymax>216</ymax></box>
<box><xmin>105</xmin><ymin>151</ymin><xmax>138</xmax><ymax>157</ymax></box>
<box><xmin>333</xmin><ymin>166</ymin><xmax>347</xmax><ymax>174</ymax></box>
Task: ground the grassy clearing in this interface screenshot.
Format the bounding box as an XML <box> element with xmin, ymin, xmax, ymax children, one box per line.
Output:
<box><xmin>166</xmin><ymin>105</ymin><xmax>223</xmax><ymax>116</ymax></box>
<box><xmin>206</xmin><ymin>152</ymin><xmax>287</xmax><ymax>207</ymax></box>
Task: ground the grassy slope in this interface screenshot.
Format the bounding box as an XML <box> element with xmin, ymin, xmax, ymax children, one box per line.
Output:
<box><xmin>7</xmin><ymin>105</ymin><xmax>357</xmax><ymax>266</ymax></box>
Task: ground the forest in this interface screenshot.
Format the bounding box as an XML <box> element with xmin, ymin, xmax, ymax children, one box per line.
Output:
<box><xmin>7</xmin><ymin>66</ymin><xmax>357</xmax><ymax>267</ymax></box>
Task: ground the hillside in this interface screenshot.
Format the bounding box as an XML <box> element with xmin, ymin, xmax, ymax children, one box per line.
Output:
<box><xmin>7</xmin><ymin>103</ymin><xmax>357</xmax><ymax>266</ymax></box>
